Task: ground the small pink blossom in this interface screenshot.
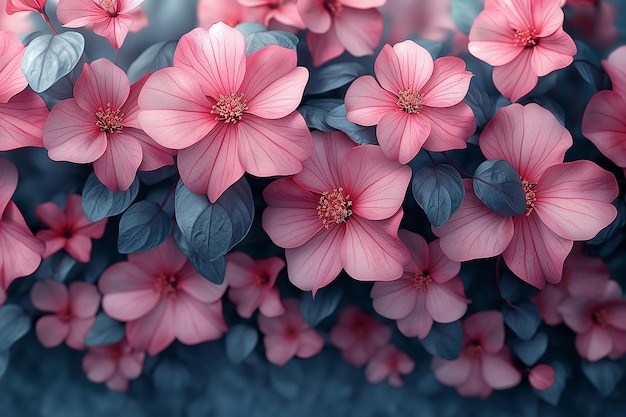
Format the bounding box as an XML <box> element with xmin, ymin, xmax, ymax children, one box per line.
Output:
<box><xmin>364</xmin><ymin>344</ymin><xmax>415</xmax><ymax>387</ymax></box>
<box><xmin>557</xmin><ymin>279</ymin><xmax>626</xmax><ymax>361</ymax></box>
<box><xmin>237</xmin><ymin>0</ymin><xmax>305</xmax><ymax>30</ymax></box>
<box><xmin>31</xmin><ymin>279</ymin><xmax>100</xmax><ymax>350</ymax></box>
<box><xmin>258</xmin><ymin>298</ymin><xmax>324</xmax><ymax>366</ymax></box>
<box><xmin>82</xmin><ymin>338</ymin><xmax>145</xmax><ymax>391</ymax></box>
<box><xmin>262</xmin><ymin>131</ymin><xmax>411</xmax><ymax>293</ymax></box>
<box><xmin>56</xmin><ymin>0</ymin><xmax>144</xmax><ymax>49</ymax></box>
<box><xmin>224</xmin><ymin>251</ymin><xmax>285</xmax><ymax>318</ymax></box>
<box><xmin>98</xmin><ymin>236</ymin><xmax>227</xmax><ymax>355</ymax></box>
<box><xmin>529</xmin><ymin>364</ymin><xmax>555</xmax><ymax>390</ymax></box>
<box><xmin>468</xmin><ymin>0</ymin><xmax>576</xmax><ymax>102</ymax></box>
<box><xmin>432</xmin><ymin>310</ymin><xmax>521</xmax><ymax>398</ymax></box>
<box><xmin>298</xmin><ymin>0</ymin><xmax>386</xmax><ymax>66</ymax></box>
<box><xmin>371</xmin><ymin>231</ymin><xmax>470</xmax><ymax>339</ymax></box>
<box><xmin>43</xmin><ymin>59</ymin><xmax>175</xmax><ymax>192</ymax></box>
<box><xmin>35</xmin><ymin>194</ymin><xmax>107</xmax><ymax>263</ymax></box>
<box><xmin>0</xmin><ymin>157</ymin><xmax>45</xmax><ymax>306</ymax></box>
<box><xmin>433</xmin><ymin>103</ymin><xmax>618</xmax><ymax>289</ymax></box>
<box><xmin>197</xmin><ymin>0</ymin><xmax>262</xmax><ymax>28</ymax></box>
<box><xmin>138</xmin><ymin>22</ymin><xmax>313</xmax><ymax>203</ymax></box>
<box><xmin>345</xmin><ymin>40</ymin><xmax>475</xmax><ymax>164</ymax></box>
<box><xmin>329</xmin><ymin>306</ymin><xmax>391</xmax><ymax>367</ymax></box>
<box><xmin>5</xmin><ymin>0</ymin><xmax>45</xmax><ymax>13</ymax></box>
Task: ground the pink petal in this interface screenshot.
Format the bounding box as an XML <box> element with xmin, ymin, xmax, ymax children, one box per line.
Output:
<box><xmin>66</xmin><ymin>316</ymin><xmax>95</xmax><ymax>349</ymax></box>
<box><xmin>106</xmin><ymin>373</ymin><xmax>130</xmax><ymax>392</ymax></box>
<box><xmin>126</xmin><ymin>299</ymin><xmax>176</xmax><ymax>355</ymax></box>
<box><xmin>119</xmin><ymin>73</ymin><xmax>148</xmax><ymax>129</ymax></box>
<box><xmin>0</xmin><ymin>208</ymin><xmax>45</xmax><ymax>279</ymax></box>
<box><xmin>296</xmin><ymin>329</ymin><xmax>324</xmax><ymax>358</ymax></box>
<box><xmin>531</xmin><ymin>29</ymin><xmax>576</xmax><ymax>77</ymax></box>
<box><xmin>582</xmin><ymin>91</ymin><xmax>626</xmax><ymax>167</ymax></box>
<box><xmin>432</xmin><ymin>356</ymin><xmax>472</xmax><ymax>387</ymax></box>
<box><xmin>35</xmin><ymin>202</ymin><xmax>65</xmax><ymax>229</ymax></box>
<box><xmin>92</xmin><ymin>13</ymin><xmax>133</xmax><ymax>49</ymax></box>
<box><xmin>177</xmin><ymin>263</ymin><xmax>226</xmax><ymax>303</ymax></box>
<box><xmin>0</xmin><ymin>90</ymin><xmax>47</xmax><ymax>150</ymax></box>
<box><xmin>481</xmin><ymin>351</ymin><xmax>522</xmax><ymax>389</ymax></box>
<box><xmin>306</xmin><ymin>29</ymin><xmax>346</xmax><ymax>67</ymax></box>
<box><xmin>371</xmin><ymin>277</ymin><xmax>418</xmax><ymax>320</ymax></box>
<box><xmin>173</xmin><ymin>24</ymin><xmax>246</xmax><ymax>96</ymax></box>
<box><xmin>535</xmin><ymin>161</ymin><xmax>618</xmax><ymax>241</ymax></box>
<box><xmin>341</xmin><ymin>0</ymin><xmax>386</xmax><ymax>7</ymax></box>
<box><xmin>119</xmin><ymin>352</ymin><xmax>144</xmax><ymax>378</ymax></box>
<box><xmin>74</xmin><ymin>59</ymin><xmax>130</xmax><ymax>113</ymax></box>
<box><xmin>342</xmin><ymin>144</ymin><xmax>411</xmax><ymax>220</ymax></box>
<box><xmin>529</xmin><ymin>364</ymin><xmax>555</xmax><ymax>390</ymax></box>
<box><xmin>93</xmin><ymin>133</ymin><xmax>143</xmax><ymax>191</ymax></box>
<box><xmin>396</xmin><ymin>293</ymin><xmax>433</xmax><ymax>338</ymax></box>
<box><xmin>333</xmin><ymin>7</ymin><xmax>383</xmax><ymax>57</ymax></box>
<box><xmin>177</xmin><ymin>124</ymin><xmax>245</xmax><ymax>203</ymax></box>
<box><xmin>57</xmin><ymin>0</ymin><xmax>108</xmax><ymax>27</ymax></box>
<box><xmin>37</xmin><ymin>232</ymin><xmax>66</xmax><ymax>259</ymax></box>
<box><xmin>376</xmin><ymin>110</ymin><xmax>431</xmax><ymax>164</ymax></box>
<box><xmin>457</xmin><ymin>360</ymin><xmax>493</xmax><ymax>398</ymax></box>
<box><xmin>65</xmin><ymin>234</ymin><xmax>93</xmax><ymax>263</ymax></box>
<box><xmin>99</xmin><ymin>262</ymin><xmax>160</xmax><ymax>321</ymax></box>
<box><xmin>68</xmin><ymin>281</ymin><xmax>101</xmax><ymax>318</ymax></box>
<box><xmin>428</xmin><ymin>240</ymin><xmax>461</xmax><ymax>282</ymax></box>
<box><xmin>127</xmin><ymin>129</ymin><xmax>176</xmax><ymax>172</ymax></box>
<box><xmin>174</xmin><ymin>296</ymin><xmax>226</xmax><ymax>344</ymax></box>
<box><xmin>468</xmin><ymin>11</ymin><xmax>522</xmax><ymax>67</ymax></box>
<box><xmin>421</xmin><ymin>103</ymin><xmax>475</xmax><ymax>152</ymax></box>
<box><xmin>0</xmin><ymin>31</ymin><xmax>27</xmax><ymax>103</ymax></box>
<box><xmin>297</xmin><ymin>0</ymin><xmax>332</xmax><ymax>33</ymax></box>
<box><xmin>422</xmin><ymin>57</ymin><xmax>472</xmax><ymax>107</ymax></box>
<box><xmin>374</xmin><ymin>42</ymin><xmax>434</xmax><ymax>95</ymax></box>
<box><xmin>576</xmin><ymin>325</ymin><xmax>612</xmax><ymax>361</ymax></box>
<box><xmin>43</xmin><ymin>100</ymin><xmax>108</xmax><ymax>163</ymax></box>
<box><xmin>606</xmin><ymin>302</ymin><xmax>626</xmax><ymax>331</ymax></box>
<box><xmin>259</xmin><ymin>290</ymin><xmax>286</xmax><ymax>317</ymax></box>
<box><xmin>127</xmin><ymin>235</ymin><xmax>188</xmax><ymax>276</ymax></box>
<box><xmin>0</xmin><ymin>156</ymin><xmax>18</xmax><ymax>214</ymax></box>
<box><xmin>138</xmin><ymin>67</ymin><xmax>216</xmax><ymax>150</ymax></box>
<box><xmin>344</xmin><ymin>75</ymin><xmax>398</xmax><ymax>126</ymax></box>
<box><xmin>603</xmin><ymin>46</ymin><xmax>626</xmax><ymax>96</ymax></box>
<box><xmin>83</xmin><ymin>353</ymin><xmax>116</xmax><ymax>383</ymax></box>
<box><xmin>398</xmin><ymin>229</ymin><xmax>430</xmax><ymax>273</ymax></box>
<box><xmin>427</xmin><ymin>280</ymin><xmax>469</xmax><ymax>323</ymax></box>
<box><xmin>464</xmin><ymin>310</ymin><xmax>504</xmax><ymax>353</ymax></box>
<box><xmin>558</xmin><ymin>297</ymin><xmax>593</xmax><ymax>333</ymax></box>
<box><xmin>264</xmin><ymin>333</ymin><xmax>299</xmax><ymax>366</ymax></box>
<box><xmin>229</xmin><ymin>285</ymin><xmax>263</xmax><ymax>319</ymax></box>
<box><xmin>35</xmin><ymin>315</ymin><xmax>69</xmax><ymax>347</ymax></box>
<box><xmin>492</xmin><ymin>50</ymin><xmax>539</xmax><ymax>102</ymax></box>
<box><xmin>31</xmin><ymin>279</ymin><xmax>68</xmax><ymax>312</ymax></box>
<box><xmin>479</xmin><ymin>103</ymin><xmax>572</xmax><ymax>182</ymax></box>
<box><xmin>532</xmin><ymin>0</ymin><xmax>565</xmax><ymax>37</ymax></box>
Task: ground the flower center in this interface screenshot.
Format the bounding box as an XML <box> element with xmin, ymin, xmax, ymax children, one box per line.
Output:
<box><xmin>514</xmin><ymin>26</ymin><xmax>538</xmax><ymax>47</ymax></box>
<box><xmin>268</xmin><ymin>0</ymin><xmax>284</xmax><ymax>8</ymax></box>
<box><xmin>96</xmin><ymin>103</ymin><xmax>124</xmax><ymax>134</ymax></box>
<box><xmin>593</xmin><ymin>309</ymin><xmax>608</xmax><ymax>327</ymax></box>
<box><xmin>107</xmin><ymin>343</ymin><xmax>125</xmax><ymax>361</ymax></box>
<box><xmin>284</xmin><ymin>325</ymin><xmax>298</xmax><ymax>340</ymax></box>
<box><xmin>397</xmin><ymin>86</ymin><xmax>424</xmax><ymax>114</ymax></box>
<box><xmin>521</xmin><ymin>179</ymin><xmax>537</xmax><ymax>216</ymax></box>
<box><xmin>155</xmin><ymin>274</ymin><xmax>179</xmax><ymax>297</ymax></box>
<box><xmin>353</xmin><ymin>318</ymin><xmax>371</xmax><ymax>339</ymax></box>
<box><xmin>58</xmin><ymin>307</ymin><xmax>73</xmax><ymax>323</ymax></box>
<box><xmin>99</xmin><ymin>0</ymin><xmax>117</xmax><ymax>14</ymax></box>
<box><xmin>411</xmin><ymin>271</ymin><xmax>432</xmax><ymax>292</ymax></box>
<box><xmin>324</xmin><ymin>0</ymin><xmax>342</xmax><ymax>16</ymax></box>
<box><xmin>210</xmin><ymin>90</ymin><xmax>248</xmax><ymax>124</ymax></box>
<box><xmin>253</xmin><ymin>273</ymin><xmax>270</xmax><ymax>288</ymax></box>
<box><xmin>464</xmin><ymin>342</ymin><xmax>483</xmax><ymax>359</ymax></box>
<box><xmin>317</xmin><ymin>187</ymin><xmax>353</xmax><ymax>229</ymax></box>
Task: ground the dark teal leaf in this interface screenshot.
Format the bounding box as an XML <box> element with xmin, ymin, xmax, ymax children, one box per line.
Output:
<box><xmin>326</xmin><ymin>105</ymin><xmax>377</xmax><ymax>145</ymax></box>
<box><xmin>270</xmin><ymin>360</ymin><xmax>303</xmax><ymax>399</ymax></box>
<box><xmin>298</xmin><ymin>98</ymin><xmax>343</xmax><ymax>132</ymax></box>
<box><xmin>225</xmin><ymin>325</ymin><xmax>258</xmax><ymax>364</ymax></box>
<box><xmin>420</xmin><ymin>321</ymin><xmax>463</xmax><ymax>360</ymax></box>
<box><xmin>245</xmin><ymin>30</ymin><xmax>298</xmax><ymax>55</ymax></box>
<box><xmin>450</xmin><ymin>0</ymin><xmax>483</xmax><ymax>34</ymax></box>
<box><xmin>127</xmin><ymin>40</ymin><xmax>177</xmax><ymax>83</ymax></box>
<box><xmin>153</xmin><ymin>359</ymin><xmax>191</xmax><ymax>392</ymax></box>
<box><xmin>174</xmin><ymin>225</ymin><xmax>226</xmax><ymax>283</ymax></box>
<box><xmin>533</xmin><ymin>361</ymin><xmax>567</xmax><ymax>405</ymax></box>
<box><xmin>473</xmin><ymin>159</ymin><xmax>526</xmax><ymax>216</ymax></box>
<box><xmin>513</xmin><ymin>331</ymin><xmax>548</xmax><ymax>366</ymax></box>
<box><xmin>574</xmin><ymin>40</ymin><xmax>602</xmax><ymax>90</ymax></box>
<box><xmin>300</xmin><ymin>285</ymin><xmax>343</xmax><ymax>327</ymax></box>
<box><xmin>118</xmin><ymin>200</ymin><xmax>172</xmax><ymax>254</ymax></box>
<box><xmin>84</xmin><ymin>313</ymin><xmax>125</xmax><ymax>347</ymax></box>
<box><xmin>82</xmin><ymin>173</ymin><xmax>140</xmax><ymax>222</ymax></box>
<box><xmin>0</xmin><ymin>304</ymin><xmax>31</xmax><ymax>351</ymax></box>
<box><xmin>503</xmin><ymin>302</ymin><xmax>541</xmax><ymax>340</ymax></box>
<box><xmin>306</xmin><ymin>62</ymin><xmax>366</xmax><ymax>95</ymax></box>
<box><xmin>582</xmin><ymin>359</ymin><xmax>624</xmax><ymax>397</ymax></box>
<box><xmin>412</xmin><ymin>164</ymin><xmax>464</xmax><ymax>227</ymax></box>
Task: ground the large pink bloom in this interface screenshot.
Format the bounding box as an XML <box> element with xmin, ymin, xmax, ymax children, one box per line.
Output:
<box><xmin>5</xmin><ymin>0</ymin><xmax>45</xmax><ymax>14</ymax></box>
<box><xmin>224</xmin><ymin>251</ymin><xmax>285</xmax><ymax>319</ymax></box>
<box><xmin>44</xmin><ymin>58</ymin><xmax>175</xmax><ymax>192</ymax></box>
<box><xmin>258</xmin><ymin>298</ymin><xmax>324</xmax><ymax>366</ymax></box>
<box><xmin>371</xmin><ymin>231</ymin><xmax>469</xmax><ymax>339</ymax></box>
<box><xmin>262</xmin><ymin>131</ymin><xmax>411</xmax><ymax>293</ymax></box>
<box><xmin>138</xmin><ymin>22</ymin><xmax>313</xmax><ymax>203</ymax></box>
<box><xmin>57</xmin><ymin>0</ymin><xmax>144</xmax><ymax>48</ymax></box>
<box><xmin>298</xmin><ymin>0</ymin><xmax>385</xmax><ymax>66</ymax></box>
<box><xmin>345</xmin><ymin>40</ymin><xmax>475</xmax><ymax>164</ymax></box>
<box><xmin>468</xmin><ymin>0</ymin><xmax>576</xmax><ymax>102</ymax></box>
<box><xmin>432</xmin><ymin>310</ymin><xmax>521</xmax><ymax>398</ymax></box>
<box><xmin>82</xmin><ymin>339</ymin><xmax>145</xmax><ymax>391</ymax></box>
<box><xmin>364</xmin><ymin>344</ymin><xmax>415</xmax><ymax>387</ymax></box>
<box><xmin>329</xmin><ymin>306</ymin><xmax>391</xmax><ymax>367</ymax></box>
<box><xmin>433</xmin><ymin>103</ymin><xmax>618</xmax><ymax>288</ymax></box>
<box><xmin>35</xmin><ymin>194</ymin><xmax>107</xmax><ymax>263</ymax></box>
<box><xmin>31</xmin><ymin>279</ymin><xmax>101</xmax><ymax>350</ymax></box>
<box><xmin>98</xmin><ymin>236</ymin><xmax>227</xmax><ymax>355</ymax></box>
<box><xmin>582</xmin><ymin>46</ymin><xmax>626</xmax><ymax>168</ymax></box>
<box><xmin>0</xmin><ymin>157</ymin><xmax>45</xmax><ymax>306</ymax></box>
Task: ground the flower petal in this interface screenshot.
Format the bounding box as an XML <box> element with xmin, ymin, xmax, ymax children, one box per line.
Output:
<box><xmin>0</xmin><ymin>90</ymin><xmax>47</xmax><ymax>150</ymax></box>
<box><xmin>66</xmin><ymin>316</ymin><xmax>95</xmax><ymax>349</ymax></box>
<box><xmin>0</xmin><ymin>31</ymin><xmax>27</xmax><ymax>103</ymax></box>
<box><xmin>35</xmin><ymin>315</ymin><xmax>69</xmax><ymax>347</ymax></box>
<box><xmin>371</xmin><ymin>277</ymin><xmax>417</xmax><ymax>320</ymax></box>
<box><xmin>376</xmin><ymin>110</ymin><xmax>431</xmax><ymax>164</ymax></box>
<box><xmin>432</xmin><ymin>356</ymin><xmax>472</xmax><ymax>387</ymax></box>
<box><xmin>345</xmin><ymin>75</ymin><xmax>398</xmax><ymax>126</ymax></box>
<box><xmin>69</xmin><ymin>282</ymin><xmax>101</xmax><ymax>318</ymax></box>
<box><xmin>421</xmin><ymin>103</ymin><xmax>474</xmax><ymax>152</ymax></box>
<box><xmin>427</xmin><ymin>280</ymin><xmax>469</xmax><ymax>323</ymax></box>
<box><xmin>491</xmin><ymin>50</ymin><xmax>538</xmax><ymax>102</ymax></box>
<box><xmin>0</xmin><ymin>157</ymin><xmax>18</xmax><ymax>214</ymax></box>
<box><xmin>92</xmin><ymin>13</ymin><xmax>133</xmax><ymax>49</ymax></box>
<box><xmin>333</xmin><ymin>6</ymin><xmax>383</xmax><ymax>57</ymax></box>
<box><xmin>582</xmin><ymin>91</ymin><xmax>626</xmax><ymax>167</ymax></box>
<box><xmin>74</xmin><ymin>59</ymin><xmax>130</xmax><ymax>113</ymax></box>
<box><xmin>306</xmin><ymin>28</ymin><xmax>346</xmax><ymax>67</ymax></box>
<box><xmin>464</xmin><ymin>310</ymin><xmax>504</xmax><ymax>353</ymax></box>
<box><xmin>422</xmin><ymin>57</ymin><xmax>473</xmax><ymax>107</ymax></box>
<box><xmin>93</xmin><ymin>133</ymin><xmax>143</xmax><ymax>191</ymax></box>
<box><xmin>530</xmin><ymin>29</ymin><xmax>576</xmax><ymax>77</ymax></box>
<box><xmin>397</xmin><ymin>293</ymin><xmax>433</xmax><ymax>338</ymax></box>
<box><xmin>576</xmin><ymin>326</ymin><xmax>612</xmax><ymax>361</ymax></box>
<box><xmin>468</xmin><ymin>10</ymin><xmax>522</xmax><ymax>66</ymax></box>
<box><xmin>31</xmin><ymin>279</ymin><xmax>68</xmax><ymax>312</ymax></box>
<box><xmin>126</xmin><ymin>299</ymin><xmax>176</xmax><ymax>355</ymax></box>
<box><xmin>481</xmin><ymin>351</ymin><xmax>522</xmax><ymax>389</ymax></box>
<box><xmin>375</xmin><ymin>42</ymin><xmax>434</xmax><ymax>94</ymax></box>
<box><xmin>174</xmin><ymin>295</ymin><xmax>226</xmax><ymax>344</ymax></box>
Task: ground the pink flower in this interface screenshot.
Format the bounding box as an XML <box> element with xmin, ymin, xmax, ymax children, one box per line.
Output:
<box><xmin>5</xmin><ymin>0</ymin><xmax>45</xmax><ymax>15</ymax></box>
<box><xmin>433</xmin><ymin>103</ymin><xmax>618</xmax><ymax>289</ymax></box>
<box><xmin>0</xmin><ymin>0</ymin><xmax>35</xmax><ymax>33</ymax></box>
<box><xmin>56</xmin><ymin>0</ymin><xmax>144</xmax><ymax>49</ymax></box>
<box><xmin>224</xmin><ymin>251</ymin><xmax>285</xmax><ymax>318</ymax></box>
<box><xmin>43</xmin><ymin>59</ymin><xmax>175</xmax><ymax>192</ymax></box>
<box><xmin>197</xmin><ymin>0</ymin><xmax>261</xmax><ymax>28</ymax></box>
<box><xmin>262</xmin><ymin>131</ymin><xmax>411</xmax><ymax>293</ymax></box>
<box><xmin>258</xmin><ymin>298</ymin><xmax>324</xmax><ymax>366</ymax></box>
<box><xmin>237</xmin><ymin>0</ymin><xmax>305</xmax><ymax>30</ymax></box>
<box><xmin>30</xmin><ymin>279</ymin><xmax>100</xmax><ymax>350</ymax></box>
<box><xmin>557</xmin><ymin>279</ymin><xmax>626</xmax><ymax>361</ymax></box>
<box><xmin>468</xmin><ymin>0</ymin><xmax>576</xmax><ymax>102</ymax></box>
<box><xmin>345</xmin><ymin>40</ymin><xmax>475</xmax><ymax>164</ymax></box>
<box><xmin>364</xmin><ymin>344</ymin><xmax>415</xmax><ymax>387</ymax></box>
<box><xmin>381</xmin><ymin>0</ymin><xmax>455</xmax><ymax>45</ymax></box>
<box><xmin>35</xmin><ymin>194</ymin><xmax>107</xmax><ymax>263</ymax></box>
<box><xmin>298</xmin><ymin>0</ymin><xmax>386</xmax><ymax>66</ymax></box>
<box><xmin>582</xmin><ymin>46</ymin><xmax>626</xmax><ymax>168</ymax></box>
<box><xmin>98</xmin><ymin>236</ymin><xmax>227</xmax><ymax>355</ymax></box>
<box><xmin>432</xmin><ymin>310</ymin><xmax>521</xmax><ymax>398</ymax></box>
<box><xmin>371</xmin><ymin>231</ymin><xmax>470</xmax><ymax>339</ymax></box>
<box><xmin>529</xmin><ymin>364</ymin><xmax>555</xmax><ymax>390</ymax></box>
<box><xmin>82</xmin><ymin>339</ymin><xmax>145</xmax><ymax>391</ymax></box>
<box><xmin>138</xmin><ymin>22</ymin><xmax>313</xmax><ymax>203</ymax></box>
<box><xmin>329</xmin><ymin>306</ymin><xmax>391</xmax><ymax>367</ymax></box>
<box><xmin>0</xmin><ymin>157</ymin><xmax>45</xmax><ymax>306</ymax></box>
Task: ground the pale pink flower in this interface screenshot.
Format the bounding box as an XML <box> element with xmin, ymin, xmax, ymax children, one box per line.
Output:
<box><xmin>44</xmin><ymin>59</ymin><xmax>175</xmax><ymax>192</ymax></box>
<box><xmin>262</xmin><ymin>131</ymin><xmax>411</xmax><ymax>293</ymax></box>
<box><xmin>5</xmin><ymin>0</ymin><xmax>45</xmax><ymax>14</ymax></box>
<box><xmin>582</xmin><ymin>46</ymin><xmax>626</xmax><ymax>168</ymax></box>
<box><xmin>35</xmin><ymin>194</ymin><xmax>107</xmax><ymax>263</ymax></box>
<box><xmin>31</xmin><ymin>279</ymin><xmax>100</xmax><ymax>350</ymax></box>
<box><xmin>197</xmin><ymin>0</ymin><xmax>262</xmax><ymax>28</ymax></box>
<box><xmin>224</xmin><ymin>251</ymin><xmax>285</xmax><ymax>318</ymax></box>
<box><xmin>371</xmin><ymin>231</ymin><xmax>469</xmax><ymax>339</ymax></box>
<box><xmin>138</xmin><ymin>22</ymin><xmax>312</xmax><ymax>203</ymax></box>
<box><xmin>0</xmin><ymin>0</ymin><xmax>34</xmax><ymax>32</ymax></box>
<box><xmin>557</xmin><ymin>279</ymin><xmax>626</xmax><ymax>361</ymax></box>
<box><xmin>345</xmin><ymin>40</ymin><xmax>475</xmax><ymax>164</ymax></box>
<box><xmin>381</xmin><ymin>0</ymin><xmax>454</xmax><ymax>45</ymax></box>
<box><xmin>529</xmin><ymin>364</ymin><xmax>555</xmax><ymax>390</ymax></box>
<box><xmin>329</xmin><ymin>306</ymin><xmax>391</xmax><ymax>367</ymax></box>
<box><xmin>0</xmin><ymin>157</ymin><xmax>45</xmax><ymax>306</ymax></box>
<box><xmin>258</xmin><ymin>298</ymin><xmax>324</xmax><ymax>366</ymax></box>
<box><xmin>364</xmin><ymin>344</ymin><xmax>415</xmax><ymax>387</ymax></box>
<box><xmin>98</xmin><ymin>236</ymin><xmax>227</xmax><ymax>356</ymax></box>
<box><xmin>237</xmin><ymin>0</ymin><xmax>305</xmax><ymax>29</ymax></box>
<box><xmin>468</xmin><ymin>0</ymin><xmax>576</xmax><ymax>102</ymax></box>
<box><xmin>82</xmin><ymin>339</ymin><xmax>145</xmax><ymax>391</ymax></box>
<box><xmin>0</xmin><ymin>30</ymin><xmax>29</xmax><ymax>102</ymax></box>
<box><xmin>432</xmin><ymin>310</ymin><xmax>521</xmax><ymax>398</ymax></box>
<box><xmin>298</xmin><ymin>0</ymin><xmax>386</xmax><ymax>66</ymax></box>
<box><xmin>433</xmin><ymin>103</ymin><xmax>618</xmax><ymax>289</ymax></box>
<box><xmin>56</xmin><ymin>0</ymin><xmax>144</xmax><ymax>49</ymax></box>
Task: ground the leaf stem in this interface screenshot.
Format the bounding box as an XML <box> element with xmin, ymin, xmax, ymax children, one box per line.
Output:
<box><xmin>40</xmin><ymin>11</ymin><xmax>59</xmax><ymax>35</ymax></box>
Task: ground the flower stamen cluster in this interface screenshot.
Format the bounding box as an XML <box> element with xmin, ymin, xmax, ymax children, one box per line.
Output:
<box><xmin>95</xmin><ymin>103</ymin><xmax>124</xmax><ymax>134</ymax></box>
<box><xmin>210</xmin><ymin>90</ymin><xmax>248</xmax><ymax>124</ymax></box>
<box><xmin>397</xmin><ymin>86</ymin><xmax>424</xmax><ymax>114</ymax></box>
<box><xmin>521</xmin><ymin>179</ymin><xmax>537</xmax><ymax>216</ymax></box>
<box><xmin>317</xmin><ymin>187</ymin><xmax>353</xmax><ymax>228</ymax></box>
